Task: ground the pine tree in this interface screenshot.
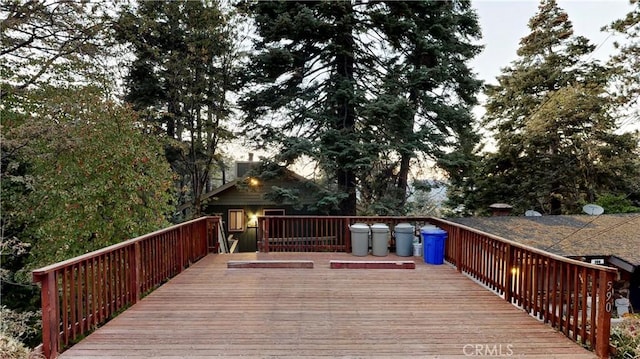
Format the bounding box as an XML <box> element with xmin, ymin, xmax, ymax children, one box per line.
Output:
<box><xmin>239</xmin><ymin>1</ymin><xmax>482</xmax><ymax>215</ymax></box>
<box><xmin>477</xmin><ymin>0</ymin><xmax>640</xmax><ymax>215</ymax></box>
<box><xmin>115</xmin><ymin>0</ymin><xmax>237</xmax><ymax>217</ymax></box>
<box><xmin>606</xmin><ymin>0</ymin><xmax>640</xmax><ymax>127</ymax></box>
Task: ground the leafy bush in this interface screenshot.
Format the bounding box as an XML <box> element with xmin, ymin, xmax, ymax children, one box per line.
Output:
<box><xmin>0</xmin><ymin>306</ymin><xmax>41</xmax><ymax>345</ymax></box>
<box><xmin>596</xmin><ymin>194</ymin><xmax>640</xmax><ymax>214</ymax></box>
<box><xmin>611</xmin><ymin>314</ymin><xmax>640</xmax><ymax>359</ymax></box>
<box><xmin>0</xmin><ymin>333</ymin><xmax>30</xmax><ymax>359</ymax></box>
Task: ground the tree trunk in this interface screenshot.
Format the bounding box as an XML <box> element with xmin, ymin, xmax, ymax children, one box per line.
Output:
<box><xmin>396</xmin><ymin>153</ymin><xmax>411</xmax><ymax>209</ymax></box>
<box><xmin>333</xmin><ymin>3</ymin><xmax>357</xmax><ymax>216</ymax></box>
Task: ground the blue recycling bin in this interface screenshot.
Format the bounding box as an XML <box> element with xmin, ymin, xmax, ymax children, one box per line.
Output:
<box><xmin>421</xmin><ymin>226</ymin><xmax>447</xmax><ymax>265</ymax></box>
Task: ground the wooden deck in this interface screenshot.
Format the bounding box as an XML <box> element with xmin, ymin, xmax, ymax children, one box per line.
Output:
<box><xmin>59</xmin><ymin>252</ymin><xmax>597</xmax><ymax>358</ymax></box>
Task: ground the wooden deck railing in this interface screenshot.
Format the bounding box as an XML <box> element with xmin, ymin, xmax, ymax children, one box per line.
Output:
<box><xmin>32</xmin><ymin>216</ymin><xmax>219</xmax><ymax>359</ymax></box>
<box><xmin>257</xmin><ymin>215</ymin><xmax>433</xmax><ymax>252</ymax></box>
<box><xmin>258</xmin><ymin>215</ymin><xmax>616</xmax><ymax>358</ymax></box>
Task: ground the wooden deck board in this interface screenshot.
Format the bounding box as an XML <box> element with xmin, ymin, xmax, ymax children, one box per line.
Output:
<box><xmin>329</xmin><ymin>260</ymin><xmax>415</xmax><ymax>269</ymax></box>
<box><xmin>60</xmin><ymin>252</ymin><xmax>597</xmax><ymax>358</ymax></box>
<box><xmin>227</xmin><ymin>260</ymin><xmax>315</xmax><ymax>269</ymax></box>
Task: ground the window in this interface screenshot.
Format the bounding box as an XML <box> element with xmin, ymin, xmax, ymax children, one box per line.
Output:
<box><xmin>263</xmin><ymin>209</ymin><xmax>285</xmax><ymax>216</ymax></box>
<box><xmin>228</xmin><ymin>209</ymin><xmax>244</xmax><ymax>232</ymax></box>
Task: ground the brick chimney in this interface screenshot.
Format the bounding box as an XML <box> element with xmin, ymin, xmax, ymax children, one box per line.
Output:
<box><xmin>489</xmin><ymin>203</ymin><xmax>513</xmax><ymax>216</ymax></box>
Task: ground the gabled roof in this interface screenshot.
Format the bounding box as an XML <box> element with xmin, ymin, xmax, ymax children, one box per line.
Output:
<box><xmin>448</xmin><ymin>214</ymin><xmax>640</xmax><ymax>266</ymax></box>
<box><xmin>175</xmin><ymin>168</ymin><xmax>317</xmax><ymax>213</ymax></box>
<box><xmin>200</xmin><ymin>168</ymin><xmax>313</xmax><ymax>202</ymax></box>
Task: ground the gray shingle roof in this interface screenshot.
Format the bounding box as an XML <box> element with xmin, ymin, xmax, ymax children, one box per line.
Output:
<box><xmin>448</xmin><ymin>214</ymin><xmax>640</xmax><ymax>266</ymax></box>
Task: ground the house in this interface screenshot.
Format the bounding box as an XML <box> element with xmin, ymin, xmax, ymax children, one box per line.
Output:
<box><xmin>448</xmin><ymin>213</ymin><xmax>640</xmax><ymax>314</ymax></box>
<box><xmin>201</xmin><ymin>160</ymin><xmax>323</xmax><ymax>252</ymax></box>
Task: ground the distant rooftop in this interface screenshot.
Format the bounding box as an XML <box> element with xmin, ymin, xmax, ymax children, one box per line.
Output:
<box><xmin>448</xmin><ymin>214</ymin><xmax>640</xmax><ymax>266</ymax></box>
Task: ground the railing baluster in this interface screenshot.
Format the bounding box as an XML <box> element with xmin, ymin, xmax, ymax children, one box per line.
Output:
<box><xmin>589</xmin><ymin>268</ymin><xmax>597</xmax><ymax>347</ymax></box>
<box><xmin>87</xmin><ymin>258</ymin><xmax>98</xmax><ymax>331</ymax></box>
<box><xmin>62</xmin><ymin>267</ymin><xmax>69</xmax><ymax>346</ymax></box>
<box><xmin>531</xmin><ymin>254</ymin><xmax>540</xmax><ymax>317</ymax></box>
<box><xmin>77</xmin><ymin>264</ymin><xmax>85</xmax><ymax>337</ymax></box>
<box><xmin>562</xmin><ymin>262</ymin><xmax>570</xmax><ymax>336</ymax></box>
<box><xmin>264</xmin><ymin>217</ymin><xmax>270</xmax><ymax>253</ymax></box>
<box><xmin>133</xmin><ymin>242</ymin><xmax>141</xmax><ymax>302</ymax></box>
<box><xmin>580</xmin><ymin>266</ymin><xmax>588</xmax><ymax>345</ymax></box>
<box><xmin>571</xmin><ymin>265</ymin><xmax>579</xmax><ymax>341</ymax></box>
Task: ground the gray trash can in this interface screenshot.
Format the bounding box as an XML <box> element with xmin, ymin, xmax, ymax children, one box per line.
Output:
<box><xmin>371</xmin><ymin>223</ymin><xmax>390</xmax><ymax>256</ymax></box>
<box><xmin>350</xmin><ymin>223</ymin><xmax>370</xmax><ymax>256</ymax></box>
<box><xmin>394</xmin><ymin>223</ymin><xmax>414</xmax><ymax>257</ymax></box>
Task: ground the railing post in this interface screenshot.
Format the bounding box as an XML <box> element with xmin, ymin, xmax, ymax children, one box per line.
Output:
<box><xmin>264</xmin><ymin>217</ymin><xmax>270</xmax><ymax>253</ymax></box>
<box><xmin>178</xmin><ymin>226</ymin><xmax>185</xmax><ymax>269</ymax></box>
<box><xmin>455</xmin><ymin>227</ymin><xmax>462</xmax><ymax>272</ymax></box>
<box><xmin>131</xmin><ymin>242</ymin><xmax>141</xmax><ymax>303</ymax></box>
<box><xmin>595</xmin><ymin>270</ymin><xmax>614</xmax><ymax>358</ymax></box>
<box><xmin>36</xmin><ymin>272</ymin><xmax>59</xmax><ymax>359</ymax></box>
<box><xmin>504</xmin><ymin>244</ymin><xmax>513</xmax><ymax>303</ymax></box>
<box><xmin>344</xmin><ymin>217</ymin><xmax>351</xmax><ymax>253</ymax></box>
<box><xmin>212</xmin><ymin>218</ymin><xmax>220</xmax><ymax>253</ymax></box>
<box><xmin>199</xmin><ymin>219</ymin><xmax>206</xmax><ymax>257</ymax></box>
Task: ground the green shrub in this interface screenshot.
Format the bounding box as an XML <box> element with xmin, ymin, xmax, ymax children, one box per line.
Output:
<box><xmin>611</xmin><ymin>314</ymin><xmax>640</xmax><ymax>359</ymax></box>
<box><xmin>0</xmin><ymin>306</ymin><xmax>41</xmax><ymax>347</ymax></box>
<box><xmin>0</xmin><ymin>333</ymin><xmax>30</xmax><ymax>359</ymax></box>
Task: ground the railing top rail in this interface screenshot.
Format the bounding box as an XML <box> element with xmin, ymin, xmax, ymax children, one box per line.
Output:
<box><xmin>432</xmin><ymin>217</ymin><xmax>617</xmax><ymax>273</ymax></box>
<box><xmin>32</xmin><ymin>216</ymin><xmax>219</xmax><ymax>279</ymax></box>
<box><xmin>257</xmin><ymin>215</ymin><xmax>433</xmax><ymax>220</ymax></box>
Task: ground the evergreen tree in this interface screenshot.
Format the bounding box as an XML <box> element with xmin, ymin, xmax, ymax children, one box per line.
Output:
<box><xmin>239</xmin><ymin>0</ymin><xmax>482</xmax><ymax>215</ymax></box>
<box><xmin>115</xmin><ymin>0</ymin><xmax>238</xmax><ymax>217</ymax></box>
<box><xmin>476</xmin><ymin>0</ymin><xmax>640</xmax><ymax>215</ymax></box>
<box><xmin>606</xmin><ymin>0</ymin><xmax>640</xmax><ymax>127</ymax></box>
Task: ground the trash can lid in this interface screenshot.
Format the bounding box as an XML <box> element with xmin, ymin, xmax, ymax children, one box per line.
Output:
<box><xmin>370</xmin><ymin>223</ymin><xmax>389</xmax><ymax>232</ymax></box>
<box><xmin>350</xmin><ymin>223</ymin><xmax>370</xmax><ymax>232</ymax></box>
<box><xmin>420</xmin><ymin>226</ymin><xmax>446</xmax><ymax>234</ymax></box>
<box><xmin>394</xmin><ymin>223</ymin><xmax>414</xmax><ymax>232</ymax></box>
